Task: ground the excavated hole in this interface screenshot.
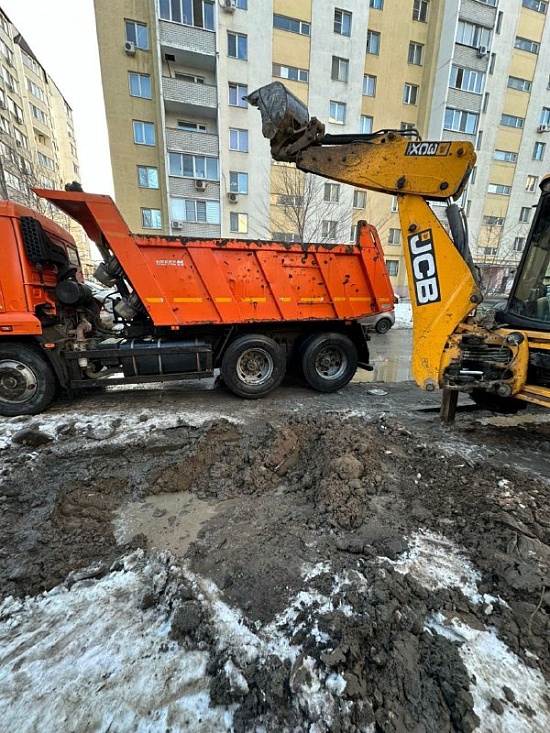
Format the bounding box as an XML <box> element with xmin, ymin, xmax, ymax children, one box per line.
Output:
<box><xmin>1</xmin><ymin>413</ymin><xmax>549</xmax><ymax>732</ymax></box>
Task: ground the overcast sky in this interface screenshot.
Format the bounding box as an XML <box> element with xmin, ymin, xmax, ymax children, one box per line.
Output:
<box><xmin>2</xmin><ymin>0</ymin><xmax>114</xmax><ymax>196</ymax></box>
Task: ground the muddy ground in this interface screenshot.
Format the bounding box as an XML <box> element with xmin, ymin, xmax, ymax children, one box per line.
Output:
<box><xmin>0</xmin><ymin>379</ymin><xmax>549</xmax><ymax>732</ymax></box>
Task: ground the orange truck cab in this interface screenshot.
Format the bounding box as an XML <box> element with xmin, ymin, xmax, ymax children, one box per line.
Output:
<box><xmin>0</xmin><ymin>190</ymin><xmax>395</xmax><ymax>415</ymax></box>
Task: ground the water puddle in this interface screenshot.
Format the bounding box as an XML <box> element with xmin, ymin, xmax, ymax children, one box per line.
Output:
<box><xmin>114</xmin><ymin>492</ymin><xmax>219</xmax><ymax>559</ymax></box>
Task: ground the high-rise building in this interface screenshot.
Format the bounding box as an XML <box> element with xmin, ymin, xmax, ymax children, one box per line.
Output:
<box><xmin>94</xmin><ymin>0</ymin><xmax>549</xmax><ymax>297</ymax></box>
<box><xmin>0</xmin><ymin>6</ymin><xmax>93</xmax><ymax>274</ymax></box>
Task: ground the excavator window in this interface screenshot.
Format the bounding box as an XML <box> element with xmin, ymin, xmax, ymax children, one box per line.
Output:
<box><xmin>508</xmin><ymin>194</ymin><xmax>550</xmax><ymax>323</ymax></box>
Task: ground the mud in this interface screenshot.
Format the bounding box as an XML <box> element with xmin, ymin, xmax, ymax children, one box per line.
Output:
<box><xmin>0</xmin><ymin>382</ymin><xmax>549</xmax><ymax>731</ymax></box>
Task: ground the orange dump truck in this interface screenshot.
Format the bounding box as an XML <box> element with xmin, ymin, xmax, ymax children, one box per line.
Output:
<box><xmin>0</xmin><ymin>189</ymin><xmax>395</xmax><ymax>415</ymax></box>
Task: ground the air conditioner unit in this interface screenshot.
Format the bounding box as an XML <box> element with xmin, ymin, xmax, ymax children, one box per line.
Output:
<box><xmin>477</xmin><ymin>45</ymin><xmax>488</xmax><ymax>57</ymax></box>
<box><xmin>124</xmin><ymin>40</ymin><xmax>136</xmax><ymax>55</ymax></box>
<box><xmin>195</xmin><ymin>179</ymin><xmax>207</xmax><ymax>191</ymax></box>
<box><xmin>220</xmin><ymin>0</ymin><xmax>236</xmax><ymax>12</ymax></box>
<box><xmin>172</xmin><ymin>220</ymin><xmax>184</xmax><ymax>230</ymax></box>
<box><xmin>227</xmin><ymin>191</ymin><xmax>239</xmax><ymax>203</ymax></box>
<box><xmin>537</xmin><ymin>124</ymin><xmax>550</xmax><ymax>133</ymax></box>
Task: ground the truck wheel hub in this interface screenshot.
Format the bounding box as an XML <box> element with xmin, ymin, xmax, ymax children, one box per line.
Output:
<box><xmin>0</xmin><ymin>360</ymin><xmax>37</xmax><ymax>403</ymax></box>
<box><xmin>236</xmin><ymin>349</ymin><xmax>273</xmax><ymax>385</ymax></box>
<box><xmin>315</xmin><ymin>347</ymin><xmax>346</xmax><ymax>379</ymax></box>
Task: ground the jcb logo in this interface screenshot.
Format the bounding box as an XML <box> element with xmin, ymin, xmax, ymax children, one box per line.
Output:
<box><xmin>408</xmin><ymin>230</ymin><xmax>441</xmax><ymax>305</ymax></box>
<box><xmin>405</xmin><ymin>141</ymin><xmax>451</xmax><ymax>157</ymax></box>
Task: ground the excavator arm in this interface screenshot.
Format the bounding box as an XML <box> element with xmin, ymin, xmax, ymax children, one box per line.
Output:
<box><xmin>248</xmin><ymin>83</ymin><xmax>530</xmax><ymax>416</ymax></box>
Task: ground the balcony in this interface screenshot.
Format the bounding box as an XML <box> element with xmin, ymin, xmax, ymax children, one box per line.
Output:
<box><xmin>163</xmin><ymin>77</ymin><xmax>217</xmax><ymax>118</ymax></box>
<box><xmin>166</xmin><ymin>127</ymin><xmax>219</xmax><ymax>155</ymax></box>
<box><xmin>159</xmin><ymin>20</ymin><xmax>216</xmax><ymax>72</ymax></box>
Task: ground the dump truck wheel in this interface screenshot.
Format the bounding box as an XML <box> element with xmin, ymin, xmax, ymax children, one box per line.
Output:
<box><xmin>301</xmin><ymin>333</ymin><xmax>358</xmax><ymax>393</ymax></box>
<box><xmin>0</xmin><ymin>344</ymin><xmax>57</xmax><ymax>416</ymax></box>
<box><xmin>221</xmin><ymin>335</ymin><xmax>285</xmax><ymax>398</ymax></box>
<box><xmin>375</xmin><ymin>317</ymin><xmax>392</xmax><ymax>335</ymax></box>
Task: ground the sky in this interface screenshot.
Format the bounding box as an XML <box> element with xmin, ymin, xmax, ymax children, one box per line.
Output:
<box><xmin>2</xmin><ymin>0</ymin><xmax>114</xmax><ymax>196</ymax></box>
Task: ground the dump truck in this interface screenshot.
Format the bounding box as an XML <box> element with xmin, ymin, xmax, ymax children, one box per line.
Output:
<box><xmin>0</xmin><ymin>190</ymin><xmax>395</xmax><ymax>416</ymax></box>
<box><xmin>248</xmin><ymin>81</ymin><xmax>550</xmax><ymax>421</ymax></box>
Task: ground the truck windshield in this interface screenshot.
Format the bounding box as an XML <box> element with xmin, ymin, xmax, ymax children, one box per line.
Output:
<box><xmin>508</xmin><ymin>194</ymin><xmax>550</xmax><ymax>324</ymax></box>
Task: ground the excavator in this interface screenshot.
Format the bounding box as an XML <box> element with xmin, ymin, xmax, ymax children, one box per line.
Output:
<box><xmin>248</xmin><ymin>82</ymin><xmax>550</xmax><ymax>422</ymax></box>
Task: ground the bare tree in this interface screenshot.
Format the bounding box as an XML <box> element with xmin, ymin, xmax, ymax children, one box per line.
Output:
<box><xmin>474</xmin><ymin>219</ymin><xmax>530</xmax><ymax>295</ymax></box>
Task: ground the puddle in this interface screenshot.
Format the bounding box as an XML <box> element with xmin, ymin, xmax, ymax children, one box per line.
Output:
<box><xmin>354</xmin><ymin>329</ymin><xmax>413</xmax><ymax>384</ymax></box>
<box><xmin>114</xmin><ymin>492</ymin><xmax>218</xmax><ymax>558</ymax></box>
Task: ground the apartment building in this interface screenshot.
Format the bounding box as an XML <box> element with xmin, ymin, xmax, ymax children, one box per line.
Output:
<box><xmin>94</xmin><ymin>0</ymin><xmax>549</xmax><ymax>297</ymax></box>
<box><xmin>0</xmin><ymin>6</ymin><xmax>93</xmax><ymax>274</ymax></box>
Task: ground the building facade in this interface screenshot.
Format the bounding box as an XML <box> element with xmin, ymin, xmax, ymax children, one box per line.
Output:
<box><xmin>0</xmin><ymin>6</ymin><xmax>93</xmax><ymax>274</ymax></box>
<box><xmin>94</xmin><ymin>0</ymin><xmax>549</xmax><ymax>297</ymax></box>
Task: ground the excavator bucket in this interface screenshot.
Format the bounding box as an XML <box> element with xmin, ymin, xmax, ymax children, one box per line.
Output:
<box><xmin>247</xmin><ymin>82</ymin><xmax>324</xmax><ymax>161</ymax></box>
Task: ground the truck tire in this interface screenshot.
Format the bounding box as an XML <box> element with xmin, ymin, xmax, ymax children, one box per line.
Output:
<box><xmin>300</xmin><ymin>333</ymin><xmax>358</xmax><ymax>392</ymax></box>
<box><xmin>0</xmin><ymin>343</ymin><xmax>57</xmax><ymax>416</ymax></box>
<box><xmin>221</xmin><ymin>334</ymin><xmax>285</xmax><ymax>398</ymax></box>
<box><xmin>375</xmin><ymin>317</ymin><xmax>392</xmax><ymax>335</ymax></box>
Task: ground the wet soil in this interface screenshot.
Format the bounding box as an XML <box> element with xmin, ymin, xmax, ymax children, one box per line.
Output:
<box><xmin>0</xmin><ymin>381</ymin><xmax>549</xmax><ymax>731</ymax></box>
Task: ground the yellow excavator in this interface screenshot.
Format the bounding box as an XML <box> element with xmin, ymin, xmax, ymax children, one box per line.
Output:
<box><xmin>248</xmin><ymin>82</ymin><xmax>550</xmax><ymax>421</ymax></box>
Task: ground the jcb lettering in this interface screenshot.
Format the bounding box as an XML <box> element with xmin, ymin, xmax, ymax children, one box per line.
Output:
<box><xmin>405</xmin><ymin>141</ymin><xmax>451</xmax><ymax>157</ymax></box>
<box><xmin>408</xmin><ymin>230</ymin><xmax>441</xmax><ymax>305</ymax></box>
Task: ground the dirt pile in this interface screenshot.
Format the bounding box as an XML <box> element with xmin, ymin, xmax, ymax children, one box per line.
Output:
<box><xmin>0</xmin><ymin>402</ymin><xmax>549</xmax><ymax>731</ymax></box>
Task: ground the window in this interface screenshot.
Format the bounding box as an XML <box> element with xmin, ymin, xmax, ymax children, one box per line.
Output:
<box><xmin>476</xmin><ymin>130</ymin><xmax>483</xmax><ymax>150</ymax></box>
<box><xmin>331</xmin><ymin>57</ymin><xmax>349</xmax><ymax>82</ymax></box>
<box><xmin>235</xmin><ymin>0</ymin><xmax>247</xmax><ymax>8</ymax></box>
<box><xmin>228</xmin><ymin>83</ymin><xmax>247</xmax><ymax>107</ymax></box>
<box><xmin>29</xmin><ymin>103</ymin><xmax>46</xmax><ymax>125</ymax></box>
<box><xmin>322</xmin><ymin>220</ymin><xmax>338</xmax><ymax>239</ymax></box>
<box><xmin>514</xmin><ymin>36</ymin><xmax>539</xmax><ymax>54</ymax></box>
<box><xmin>26</xmin><ymin>78</ymin><xmax>45</xmax><ymax>102</ymax></box>
<box><xmin>444</xmin><ymin>108</ymin><xmax>478</xmax><ymax>135</ymax></box>
<box><xmin>483</xmin><ymin>247</ymin><xmax>498</xmax><ymax>257</ymax></box>
<box><xmin>488</xmin><ymin>184</ymin><xmax>511</xmax><ymax>195</ymax></box>
<box><xmin>540</xmin><ymin>108</ymin><xmax>550</xmax><ymax>126</ymax></box>
<box><xmin>353</xmin><ymin>190</ymin><xmax>366</xmax><ymax>208</ymax></box>
<box><xmin>169</xmin><ymin>152</ymin><xmax>219</xmax><ymax>180</ymax></box>
<box><xmin>494</xmin><ymin>150</ymin><xmax>518</xmax><ymax>162</ymax></box>
<box><xmin>363</xmin><ymin>74</ymin><xmax>376</xmax><ymax>97</ymax></box>
<box><xmin>277</xmin><ymin>194</ymin><xmax>303</xmax><ymax>207</ymax></box>
<box><xmin>533</xmin><ymin>142</ymin><xmax>546</xmax><ymax>161</ymax></box>
<box><xmin>2</xmin><ymin>68</ymin><xmax>18</xmax><ymax>94</ymax></box>
<box><xmin>450</xmin><ymin>66</ymin><xmax>484</xmax><ymax>94</ymax></box>
<box><xmin>21</xmin><ymin>50</ymin><xmax>41</xmax><ymax>75</ymax></box>
<box><xmin>514</xmin><ymin>237</ymin><xmax>526</xmax><ymax>253</ymax></box>
<box><xmin>272</xmin><ymin>232</ymin><xmax>301</xmax><ymax>243</ymax></box>
<box><xmin>273</xmin><ymin>14</ymin><xmax>310</xmax><ymax>35</ymax></box>
<box><xmin>324</xmin><ymin>183</ymin><xmax>340</xmax><ymax>202</ymax></box>
<box><xmin>171</xmin><ymin>198</ymin><xmax>220</xmax><ymax>224</ymax></box>
<box><xmin>350</xmin><ymin>225</ymin><xmax>357</xmax><ymax>242</ymax></box>
<box><xmin>177</xmin><ymin>120</ymin><xmax>206</xmax><ymax>132</ymax></box>
<box><xmin>483</xmin><ymin>216</ymin><xmax>505</xmax><ymax>226</ymax></box>
<box><xmin>522</xmin><ymin>0</ymin><xmax>548</xmax><ymax>11</ymax></box>
<box><xmin>133</xmin><ymin>120</ymin><xmax>155</xmax><ymax>145</ymax></box>
<box><xmin>408</xmin><ymin>42</ymin><xmax>423</xmax><ymax>65</ymax></box>
<box><xmin>360</xmin><ymin>116</ymin><xmax>373</xmax><ymax>134</ymax></box>
<box><xmin>334</xmin><ymin>9</ymin><xmax>352</xmax><ymax>36</ymax></box>
<box><xmin>174</xmin><ymin>72</ymin><xmax>204</xmax><ymax>84</ymax></box>
<box><xmin>159</xmin><ymin>0</ymin><xmax>215</xmax><ymax>30</ymax></box>
<box><xmin>142</xmin><ymin>208</ymin><xmax>162</xmax><ymax>229</ymax></box>
<box><xmin>229</xmin><ymin>128</ymin><xmax>248</xmax><ymax>152</ymax></box>
<box><xmin>272</xmin><ymin>63</ymin><xmax>308</xmax><ymax>83</ymax></box>
<box><xmin>391</xmin><ymin>196</ymin><xmax>398</xmax><ymax>213</ymax></box>
<box><xmin>507</xmin><ymin>76</ymin><xmax>532</xmax><ymax>92</ymax></box>
<box><xmin>526</xmin><ymin>175</ymin><xmax>538</xmax><ymax>192</ymax></box>
<box><xmin>329</xmin><ymin>101</ymin><xmax>346</xmax><ymax>124</ymax></box>
<box><xmin>457</xmin><ymin>21</ymin><xmax>491</xmax><ymax>49</ymax></box>
<box><xmin>228</xmin><ymin>32</ymin><xmax>247</xmax><ymax>59</ymax></box>
<box><xmin>367</xmin><ymin>30</ymin><xmax>380</xmax><ymax>55</ymax></box>
<box><xmin>412</xmin><ymin>0</ymin><xmax>429</xmax><ymax>22</ymax></box>
<box><xmin>230</xmin><ymin>212</ymin><xmax>248</xmax><ymax>233</ymax></box>
<box><xmin>5</xmin><ymin>171</ymin><xmax>21</xmax><ymax>191</ymax></box>
<box><xmin>125</xmin><ymin>20</ymin><xmax>149</xmax><ymax>50</ymax></box>
<box><xmin>403</xmin><ymin>84</ymin><xmax>419</xmax><ymax>105</ymax></box>
<box><xmin>129</xmin><ymin>72</ymin><xmax>152</xmax><ymax>99</ymax></box>
<box><xmin>388</xmin><ymin>228</ymin><xmax>401</xmax><ymax>245</ymax></box>
<box><xmin>229</xmin><ymin>171</ymin><xmax>248</xmax><ymax>194</ymax></box>
<box><xmin>400</xmin><ymin>122</ymin><xmax>415</xmax><ymax>131</ymax></box>
<box><xmin>137</xmin><ymin>166</ymin><xmax>159</xmax><ymax>188</ymax></box>
<box><xmin>386</xmin><ymin>260</ymin><xmax>399</xmax><ymax>276</ymax></box>
<box><xmin>501</xmin><ymin>114</ymin><xmax>524</xmax><ymax>129</ymax></box>
<box><xmin>14</xmin><ymin>128</ymin><xmax>28</xmax><ymax>149</ymax></box>
<box><xmin>519</xmin><ymin>207</ymin><xmax>532</xmax><ymax>223</ymax></box>
<box><xmin>370</xmin><ymin>0</ymin><xmax>384</xmax><ymax>8</ymax></box>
